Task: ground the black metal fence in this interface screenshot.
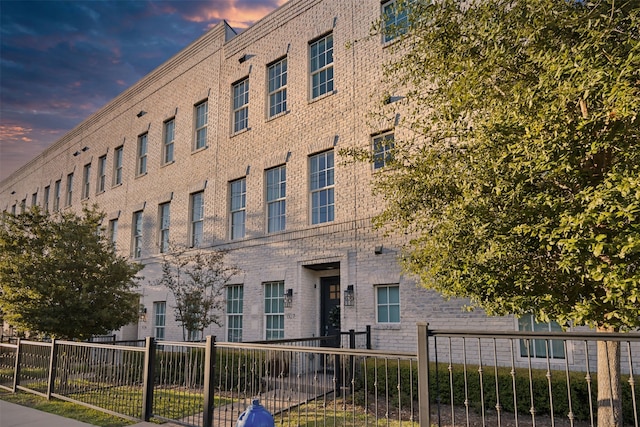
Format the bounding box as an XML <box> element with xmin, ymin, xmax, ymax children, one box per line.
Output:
<box><xmin>1</xmin><ymin>326</ymin><xmax>639</xmax><ymax>427</ymax></box>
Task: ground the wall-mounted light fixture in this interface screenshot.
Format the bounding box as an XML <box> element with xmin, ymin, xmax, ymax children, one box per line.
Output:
<box><xmin>137</xmin><ymin>110</ymin><xmax>147</xmax><ymax>118</ymax></box>
<box><xmin>284</xmin><ymin>288</ymin><xmax>293</xmax><ymax>308</ymax></box>
<box><xmin>344</xmin><ymin>284</ymin><xmax>355</xmax><ymax>307</ymax></box>
<box><xmin>374</xmin><ymin>245</ymin><xmax>383</xmax><ymax>255</ymax></box>
<box><xmin>139</xmin><ymin>304</ymin><xmax>147</xmax><ymax>322</ymax></box>
<box><xmin>81</xmin><ymin>146</ymin><xmax>89</xmax><ymax>152</ymax></box>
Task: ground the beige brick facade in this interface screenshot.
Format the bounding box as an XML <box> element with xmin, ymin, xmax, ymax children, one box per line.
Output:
<box><xmin>1</xmin><ymin>0</ymin><xmax>525</xmax><ymax>353</ymax></box>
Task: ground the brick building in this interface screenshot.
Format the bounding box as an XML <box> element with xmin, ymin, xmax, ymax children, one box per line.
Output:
<box><xmin>1</xmin><ymin>0</ymin><xmax>554</xmax><ymax>356</ymax></box>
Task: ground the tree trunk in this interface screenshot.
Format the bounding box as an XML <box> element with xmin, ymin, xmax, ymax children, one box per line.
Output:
<box><xmin>596</xmin><ymin>326</ymin><xmax>622</xmax><ymax>427</ymax></box>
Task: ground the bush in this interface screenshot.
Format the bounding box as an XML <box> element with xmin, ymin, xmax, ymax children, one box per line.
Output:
<box><xmin>355</xmin><ymin>359</ymin><xmax>636</xmax><ymax>423</ymax></box>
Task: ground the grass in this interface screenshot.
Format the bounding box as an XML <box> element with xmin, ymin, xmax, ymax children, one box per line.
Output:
<box><xmin>0</xmin><ymin>389</ymin><xmax>136</xmax><ymax>427</ymax></box>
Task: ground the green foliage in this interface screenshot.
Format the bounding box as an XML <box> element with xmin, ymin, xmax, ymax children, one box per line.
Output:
<box><xmin>368</xmin><ymin>0</ymin><xmax>640</xmax><ymax>331</ymax></box>
<box><xmin>0</xmin><ymin>207</ymin><xmax>142</xmax><ymax>340</ymax></box>
<box><xmin>154</xmin><ymin>247</ymin><xmax>239</xmax><ymax>340</ymax></box>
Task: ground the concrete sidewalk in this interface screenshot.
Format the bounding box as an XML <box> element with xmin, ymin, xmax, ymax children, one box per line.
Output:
<box><xmin>0</xmin><ymin>400</ymin><xmax>159</xmax><ymax>427</ymax></box>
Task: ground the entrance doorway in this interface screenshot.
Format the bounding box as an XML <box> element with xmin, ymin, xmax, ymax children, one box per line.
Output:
<box><xmin>320</xmin><ymin>276</ymin><xmax>340</xmax><ymax>346</ymax></box>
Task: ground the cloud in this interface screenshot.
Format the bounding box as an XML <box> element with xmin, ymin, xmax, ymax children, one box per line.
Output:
<box><xmin>0</xmin><ymin>0</ymin><xmax>287</xmax><ymax>182</ymax></box>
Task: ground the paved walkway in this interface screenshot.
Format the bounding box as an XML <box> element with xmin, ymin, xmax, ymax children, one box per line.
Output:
<box><xmin>0</xmin><ymin>400</ymin><xmax>158</xmax><ymax>427</ymax></box>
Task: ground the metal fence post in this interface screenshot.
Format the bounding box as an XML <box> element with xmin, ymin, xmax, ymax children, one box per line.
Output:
<box><xmin>366</xmin><ymin>325</ymin><xmax>372</xmax><ymax>350</ymax></box>
<box><xmin>202</xmin><ymin>335</ymin><xmax>216</xmax><ymax>427</ymax></box>
<box><xmin>142</xmin><ymin>337</ymin><xmax>156</xmax><ymax>421</ymax></box>
<box><xmin>47</xmin><ymin>339</ymin><xmax>57</xmax><ymax>399</ymax></box>
<box><xmin>12</xmin><ymin>338</ymin><xmax>21</xmax><ymax>392</ymax></box>
<box><xmin>417</xmin><ymin>322</ymin><xmax>430</xmax><ymax>427</ymax></box>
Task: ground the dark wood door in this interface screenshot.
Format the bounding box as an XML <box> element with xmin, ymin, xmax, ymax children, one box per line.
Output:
<box><xmin>320</xmin><ymin>276</ymin><xmax>340</xmax><ymax>346</ymax></box>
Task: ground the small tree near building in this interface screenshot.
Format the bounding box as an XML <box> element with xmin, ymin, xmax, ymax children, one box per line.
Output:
<box><xmin>360</xmin><ymin>1</ymin><xmax>640</xmax><ymax>426</ymax></box>
<box><xmin>155</xmin><ymin>246</ymin><xmax>239</xmax><ymax>341</ymax></box>
<box><xmin>0</xmin><ymin>207</ymin><xmax>142</xmax><ymax>340</ymax></box>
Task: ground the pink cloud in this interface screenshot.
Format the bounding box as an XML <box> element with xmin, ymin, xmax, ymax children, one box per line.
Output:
<box><xmin>183</xmin><ymin>0</ymin><xmax>288</xmax><ymax>29</ymax></box>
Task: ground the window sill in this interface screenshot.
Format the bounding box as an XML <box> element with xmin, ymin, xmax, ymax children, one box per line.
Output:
<box><xmin>135</xmin><ymin>172</ymin><xmax>148</xmax><ymax>179</ymax></box>
<box><xmin>231</xmin><ymin>127</ymin><xmax>250</xmax><ymax>138</ymax></box>
<box><xmin>266</xmin><ymin>110</ymin><xmax>289</xmax><ymax>122</ymax></box>
<box><xmin>95</xmin><ymin>190</ymin><xmax>106</xmax><ymax>196</ymax></box>
<box><xmin>111</xmin><ymin>183</ymin><xmax>123</xmax><ymax>189</ymax></box>
<box><xmin>192</xmin><ymin>145</ymin><xmax>208</xmax><ymax>155</ymax></box>
<box><xmin>308</xmin><ymin>90</ymin><xmax>337</xmax><ymax>105</ymax></box>
<box><xmin>161</xmin><ymin>160</ymin><xmax>175</xmax><ymax>168</ymax></box>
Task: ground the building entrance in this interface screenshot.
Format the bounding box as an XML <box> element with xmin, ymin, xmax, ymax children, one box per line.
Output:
<box><xmin>320</xmin><ymin>276</ymin><xmax>340</xmax><ymax>347</ymax></box>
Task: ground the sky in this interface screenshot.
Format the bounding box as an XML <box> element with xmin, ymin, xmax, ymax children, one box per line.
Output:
<box><xmin>0</xmin><ymin>0</ymin><xmax>287</xmax><ymax>182</ymax></box>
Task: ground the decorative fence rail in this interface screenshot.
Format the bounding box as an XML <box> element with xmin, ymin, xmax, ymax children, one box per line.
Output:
<box><xmin>1</xmin><ymin>325</ymin><xmax>638</xmax><ymax>427</ymax></box>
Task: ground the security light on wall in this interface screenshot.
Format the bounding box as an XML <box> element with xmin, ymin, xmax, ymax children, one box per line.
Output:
<box><xmin>344</xmin><ymin>285</ymin><xmax>355</xmax><ymax>307</ymax></box>
<box><xmin>284</xmin><ymin>288</ymin><xmax>293</xmax><ymax>308</ymax></box>
<box><xmin>139</xmin><ymin>304</ymin><xmax>147</xmax><ymax>321</ymax></box>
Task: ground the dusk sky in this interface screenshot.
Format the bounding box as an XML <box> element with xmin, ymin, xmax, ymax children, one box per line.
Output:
<box><xmin>0</xmin><ymin>0</ymin><xmax>287</xmax><ymax>181</ymax></box>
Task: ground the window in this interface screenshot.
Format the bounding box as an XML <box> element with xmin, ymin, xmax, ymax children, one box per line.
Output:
<box><xmin>194</xmin><ymin>101</ymin><xmax>208</xmax><ymax>150</ymax></box>
<box><xmin>264</xmin><ymin>281</ymin><xmax>284</xmax><ymax>340</ymax></box>
<box><xmin>230</xmin><ymin>178</ymin><xmax>246</xmax><ymax>239</ymax></box>
<box><xmin>153</xmin><ymin>301</ymin><xmax>166</xmax><ymax>340</ymax></box>
<box><xmin>132</xmin><ymin>210</ymin><xmax>143</xmax><ymax>258</ymax></box>
<box><xmin>268</xmin><ymin>57</ymin><xmax>287</xmax><ymax>117</ymax></box>
<box><xmin>20</xmin><ymin>199</ymin><xmax>26</xmax><ymax>213</ymax></box>
<box><xmin>43</xmin><ymin>186</ymin><xmax>50</xmax><ymax>212</ymax></box>
<box><xmin>190</xmin><ymin>191</ymin><xmax>204</xmax><ymax>247</ymax></box>
<box><xmin>163</xmin><ymin>118</ymin><xmax>175</xmax><ymax>164</ymax></box>
<box><xmin>113</xmin><ymin>146</ymin><xmax>123</xmax><ymax>186</ymax></box>
<box><xmin>97</xmin><ymin>155</ymin><xmax>107</xmax><ymax>193</ymax></box>
<box><xmin>382</xmin><ymin>0</ymin><xmax>410</xmax><ymax>43</ymax></box>
<box><xmin>377</xmin><ymin>285</ymin><xmax>400</xmax><ymax>323</ymax></box>
<box><xmin>159</xmin><ymin>203</ymin><xmax>170</xmax><ymax>253</ymax></box>
<box><xmin>266</xmin><ymin>165</ymin><xmax>286</xmax><ymax>233</ymax></box>
<box><xmin>109</xmin><ymin>218</ymin><xmax>118</xmax><ymax>247</ymax></box>
<box><xmin>66</xmin><ymin>173</ymin><xmax>74</xmax><ymax>207</ymax></box>
<box><xmin>310</xmin><ymin>33</ymin><xmax>334</xmax><ymax>99</ymax></box>
<box><xmin>227</xmin><ymin>285</ymin><xmax>243</xmax><ymax>342</ymax></box>
<box><xmin>373</xmin><ymin>132</ymin><xmax>395</xmax><ymax>169</ymax></box>
<box><xmin>232</xmin><ymin>78</ymin><xmax>249</xmax><ymax>133</ymax></box>
<box><xmin>31</xmin><ymin>192</ymin><xmax>38</xmax><ymax>207</ymax></box>
<box><xmin>310</xmin><ymin>150</ymin><xmax>334</xmax><ymax>224</ymax></box>
<box><xmin>53</xmin><ymin>180</ymin><xmax>61</xmax><ymax>211</ymax></box>
<box><xmin>188</xmin><ymin>330</ymin><xmax>202</xmax><ymax>342</ymax></box>
<box><xmin>518</xmin><ymin>315</ymin><xmax>566</xmax><ymax>360</ymax></box>
<box><xmin>11</xmin><ymin>205</ymin><xmax>16</xmax><ymax>215</ymax></box>
<box><xmin>137</xmin><ymin>133</ymin><xmax>148</xmax><ymax>175</ymax></box>
<box><xmin>82</xmin><ymin>163</ymin><xmax>91</xmax><ymax>199</ymax></box>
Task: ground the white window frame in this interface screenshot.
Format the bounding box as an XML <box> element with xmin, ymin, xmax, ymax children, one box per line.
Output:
<box><xmin>264</xmin><ymin>281</ymin><xmax>284</xmax><ymax>340</ymax></box>
<box><xmin>373</xmin><ymin>131</ymin><xmax>395</xmax><ymax>170</ymax></box>
<box><xmin>53</xmin><ymin>180</ymin><xmax>61</xmax><ymax>211</ymax></box>
<box><xmin>97</xmin><ymin>155</ymin><xmax>107</xmax><ymax>193</ymax></box>
<box><xmin>232</xmin><ymin>78</ymin><xmax>249</xmax><ymax>133</ymax></box>
<box><xmin>226</xmin><ymin>284</ymin><xmax>243</xmax><ymax>342</ymax></box>
<box><xmin>132</xmin><ymin>210</ymin><xmax>143</xmax><ymax>258</ymax></box>
<box><xmin>230</xmin><ymin>178</ymin><xmax>246</xmax><ymax>240</ymax></box>
<box><xmin>163</xmin><ymin>118</ymin><xmax>175</xmax><ymax>164</ymax></box>
<box><xmin>376</xmin><ymin>284</ymin><xmax>400</xmax><ymax>324</ymax></box>
<box><xmin>194</xmin><ymin>101</ymin><xmax>208</xmax><ymax>150</ymax></box>
<box><xmin>113</xmin><ymin>146</ymin><xmax>123</xmax><ymax>186</ymax></box>
<box><xmin>82</xmin><ymin>163</ymin><xmax>91</xmax><ymax>199</ymax></box>
<box><xmin>66</xmin><ymin>172</ymin><xmax>74</xmax><ymax>207</ymax></box>
<box><xmin>31</xmin><ymin>192</ymin><xmax>38</xmax><ymax>207</ymax></box>
<box><xmin>309</xmin><ymin>33</ymin><xmax>334</xmax><ymax>100</ymax></box>
<box><xmin>137</xmin><ymin>133</ymin><xmax>148</xmax><ymax>176</ymax></box>
<box><xmin>267</xmin><ymin>57</ymin><xmax>287</xmax><ymax>118</ymax></box>
<box><xmin>191</xmin><ymin>191</ymin><xmax>204</xmax><ymax>247</ymax></box>
<box><xmin>153</xmin><ymin>301</ymin><xmax>166</xmax><ymax>340</ymax></box>
<box><xmin>518</xmin><ymin>315</ymin><xmax>566</xmax><ymax>360</ymax></box>
<box><xmin>43</xmin><ymin>186</ymin><xmax>50</xmax><ymax>212</ymax></box>
<box><xmin>109</xmin><ymin>218</ymin><xmax>118</xmax><ymax>248</ymax></box>
<box><xmin>382</xmin><ymin>0</ymin><xmax>411</xmax><ymax>43</ymax></box>
<box><xmin>266</xmin><ymin>165</ymin><xmax>286</xmax><ymax>233</ymax></box>
<box><xmin>159</xmin><ymin>202</ymin><xmax>170</xmax><ymax>253</ymax></box>
<box><xmin>310</xmin><ymin>150</ymin><xmax>335</xmax><ymax>224</ymax></box>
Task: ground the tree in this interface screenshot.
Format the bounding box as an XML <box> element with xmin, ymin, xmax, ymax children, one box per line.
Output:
<box><xmin>366</xmin><ymin>1</ymin><xmax>639</xmax><ymax>425</ymax></box>
<box><xmin>155</xmin><ymin>246</ymin><xmax>239</xmax><ymax>341</ymax></box>
<box><xmin>0</xmin><ymin>207</ymin><xmax>142</xmax><ymax>340</ymax></box>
